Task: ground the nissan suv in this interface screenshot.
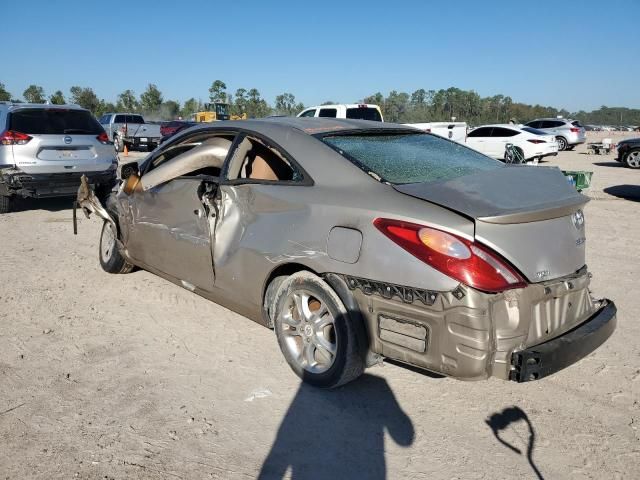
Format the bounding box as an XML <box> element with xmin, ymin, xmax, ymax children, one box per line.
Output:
<box><xmin>524</xmin><ymin>118</ymin><xmax>586</xmax><ymax>151</ymax></box>
<box><xmin>0</xmin><ymin>103</ymin><xmax>117</xmax><ymax>213</ymax></box>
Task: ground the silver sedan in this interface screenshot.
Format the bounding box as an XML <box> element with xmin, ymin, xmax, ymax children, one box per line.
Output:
<box><xmin>77</xmin><ymin>118</ymin><xmax>616</xmax><ymax>388</ymax></box>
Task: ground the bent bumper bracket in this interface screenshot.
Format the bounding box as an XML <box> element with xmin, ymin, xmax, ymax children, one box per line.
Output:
<box><xmin>510</xmin><ymin>300</ymin><xmax>617</xmax><ymax>382</ymax></box>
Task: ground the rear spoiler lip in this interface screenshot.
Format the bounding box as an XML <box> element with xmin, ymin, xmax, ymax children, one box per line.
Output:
<box><xmin>477</xmin><ymin>196</ymin><xmax>589</xmax><ymax>224</ymax></box>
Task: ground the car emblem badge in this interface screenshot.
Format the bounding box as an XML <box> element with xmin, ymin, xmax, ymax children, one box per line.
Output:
<box><xmin>571</xmin><ymin>209</ymin><xmax>584</xmax><ymax>230</ymax></box>
<box><xmin>64</xmin><ymin>135</ymin><xmax>72</xmax><ymax>144</ymax></box>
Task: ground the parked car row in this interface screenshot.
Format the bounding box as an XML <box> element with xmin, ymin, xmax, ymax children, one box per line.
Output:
<box><xmin>587</xmin><ymin>125</ymin><xmax>639</xmax><ymax>132</ymax></box>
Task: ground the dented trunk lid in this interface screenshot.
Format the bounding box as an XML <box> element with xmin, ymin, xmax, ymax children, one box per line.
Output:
<box><xmin>394</xmin><ymin>166</ymin><xmax>589</xmax><ymax>283</ymax></box>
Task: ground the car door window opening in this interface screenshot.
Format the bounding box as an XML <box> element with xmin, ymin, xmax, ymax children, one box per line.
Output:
<box><xmin>141</xmin><ymin>135</ymin><xmax>235</xmax><ymax>190</ymax></box>
<box><xmin>227</xmin><ymin>136</ymin><xmax>299</xmax><ymax>182</ymax></box>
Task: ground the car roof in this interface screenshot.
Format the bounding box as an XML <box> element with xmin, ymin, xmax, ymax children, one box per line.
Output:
<box><xmin>304</xmin><ymin>104</ymin><xmax>380</xmax><ymax>109</ymax></box>
<box><xmin>0</xmin><ymin>102</ymin><xmax>88</xmax><ymax>112</ymax></box>
<box><xmin>188</xmin><ymin>117</ymin><xmax>413</xmax><ymax>136</ymax></box>
<box><xmin>529</xmin><ymin>118</ymin><xmax>573</xmax><ymax>122</ymax></box>
<box><xmin>166</xmin><ymin>118</ymin><xmax>419</xmax><ymax>187</ymax></box>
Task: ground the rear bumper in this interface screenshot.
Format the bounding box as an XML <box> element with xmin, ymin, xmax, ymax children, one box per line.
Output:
<box><xmin>509</xmin><ymin>300</ymin><xmax>616</xmax><ymax>382</ymax></box>
<box><xmin>0</xmin><ymin>169</ymin><xmax>116</xmax><ymax>198</ymax></box>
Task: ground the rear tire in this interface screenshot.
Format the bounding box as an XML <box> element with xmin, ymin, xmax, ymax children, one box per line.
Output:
<box><xmin>99</xmin><ymin>220</ymin><xmax>133</xmax><ymax>274</ymax></box>
<box><xmin>272</xmin><ymin>271</ymin><xmax>365</xmax><ymax>388</ymax></box>
<box><xmin>624</xmin><ymin>150</ymin><xmax>640</xmax><ymax>169</ymax></box>
<box><xmin>556</xmin><ymin>136</ymin><xmax>568</xmax><ymax>151</ymax></box>
<box><xmin>114</xmin><ymin>136</ymin><xmax>124</xmax><ymax>153</ymax></box>
<box><xmin>0</xmin><ymin>194</ymin><xmax>13</xmax><ymax>214</ymax></box>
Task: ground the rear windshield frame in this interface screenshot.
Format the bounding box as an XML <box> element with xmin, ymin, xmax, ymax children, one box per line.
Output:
<box><xmin>9</xmin><ymin>108</ymin><xmax>104</xmax><ymax>135</ymax></box>
<box><xmin>318</xmin><ymin>130</ymin><xmax>503</xmax><ymax>185</ymax></box>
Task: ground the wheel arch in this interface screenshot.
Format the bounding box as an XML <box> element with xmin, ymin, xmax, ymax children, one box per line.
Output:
<box><xmin>262</xmin><ymin>263</ymin><xmax>319</xmax><ymax>328</ymax></box>
<box><xmin>261</xmin><ymin>262</ymin><xmax>370</xmax><ymax>359</ymax></box>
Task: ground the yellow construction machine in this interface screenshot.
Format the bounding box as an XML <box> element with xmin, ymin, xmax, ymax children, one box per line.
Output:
<box><xmin>192</xmin><ymin>102</ymin><xmax>247</xmax><ymax>122</ymax></box>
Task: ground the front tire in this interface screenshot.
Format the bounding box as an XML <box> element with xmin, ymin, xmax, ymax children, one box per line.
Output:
<box><xmin>272</xmin><ymin>271</ymin><xmax>365</xmax><ymax>388</ymax></box>
<box><xmin>99</xmin><ymin>220</ymin><xmax>133</xmax><ymax>274</ymax></box>
<box><xmin>556</xmin><ymin>136</ymin><xmax>568</xmax><ymax>151</ymax></box>
<box><xmin>624</xmin><ymin>150</ymin><xmax>640</xmax><ymax>169</ymax></box>
<box><xmin>0</xmin><ymin>194</ymin><xmax>13</xmax><ymax>214</ymax></box>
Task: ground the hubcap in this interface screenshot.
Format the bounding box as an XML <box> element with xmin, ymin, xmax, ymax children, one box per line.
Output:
<box><xmin>627</xmin><ymin>151</ymin><xmax>640</xmax><ymax>168</ymax></box>
<box><xmin>101</xmin><ymin>222</ymin><xmax>116</xmax><ymax>262</ymax></box>
<box><xmin>280</xmin><ymin>291</ymin><xmax>337</xmax><ymax>374</ymax></box>
<box><xmin>557</xmin><ymin>137</ymin><xmax>567</xmax><ymax>150</ymax></box>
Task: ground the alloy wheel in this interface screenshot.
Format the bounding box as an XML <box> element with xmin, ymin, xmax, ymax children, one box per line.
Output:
<box><xmin>280</xmin><ymin>290</ymin><xmax>337</xmax><ymax>374</ymax></box>
<box><xmin>626</xmin><ymin>151</ymin><xmax>640</xmax><ymax>169</ymax></box>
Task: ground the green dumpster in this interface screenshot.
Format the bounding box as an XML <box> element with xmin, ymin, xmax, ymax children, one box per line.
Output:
<box><xmin>562</xmin><ymin>170</ymin><xmax>593</xmax><ymax>192</ymax></box>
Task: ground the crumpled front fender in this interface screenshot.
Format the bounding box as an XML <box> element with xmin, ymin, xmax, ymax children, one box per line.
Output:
<box><xmin>76</xmin><ymin>174</ymin><xmax>117</xmax><ymax>231</ymax></box>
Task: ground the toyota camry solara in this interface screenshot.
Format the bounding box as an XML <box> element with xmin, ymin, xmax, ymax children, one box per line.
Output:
<box><xmin>77</xmin><ymin>117</ymin><xmax>616</xmax><ymax>388</ymax></box>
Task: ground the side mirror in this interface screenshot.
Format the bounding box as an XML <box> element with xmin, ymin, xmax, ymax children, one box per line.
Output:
<box><xmin>120</xmin><ymin>162</ymin><xmax>139</xmax><ymax>180</ymax></box>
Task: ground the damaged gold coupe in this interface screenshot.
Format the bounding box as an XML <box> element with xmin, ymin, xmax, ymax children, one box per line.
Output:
<box><xmin>77</xmin><ymin>118</ymin><xmax>616</xmax><ymax>388</ymax></box>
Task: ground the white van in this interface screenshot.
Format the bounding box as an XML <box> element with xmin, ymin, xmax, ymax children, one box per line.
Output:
<box><xmin>297</xmin><ymin>104</ymin><xmax>383</xmax><ymax>122</ymax></box>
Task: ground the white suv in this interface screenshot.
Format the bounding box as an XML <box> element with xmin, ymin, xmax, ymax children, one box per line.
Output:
<box><xmin>524</xmin><ymin>118</ymin><xmax>587</xmax><ymax>151</ymax></box>
<box><xmin>0</xmin><ymin>102</ymin><xmax>117</xmax><ymax>213</ymax></box>
<box><xmin>297</xmin><ymin>104</ymin><xmax>383</xmax><ymax>122</ymax></box>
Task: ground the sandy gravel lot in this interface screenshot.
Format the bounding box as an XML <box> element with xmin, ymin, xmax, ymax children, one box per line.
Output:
<box><xmin>1</xmin><ymin>133</ymin><xmax>639</xmax><ymax>479</ymax></box>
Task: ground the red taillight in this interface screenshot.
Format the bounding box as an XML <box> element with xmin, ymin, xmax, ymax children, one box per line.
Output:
<box><xmin>527</xmin><ymin>139</ymin><xmax>546</xmax><ymax>144</ymax></box>
<box><xmin>570</xmin><ymin>128</ymin><xmax>580</xmax><ymax>133</ymax></box>
<box><xmin>424</xmin><ymin>128</ymin><xmax>432</xmax><ymax>133</ymax></box>
<box><xmin>97</xmin><ymin>132</ymin><xmax>110</xmax><ymax>144</ymax></box>
<box><xmin>373</xmin><ymin>218</ymin><xmax>526</xmax><ymax>292</ymax></box>
<box><xmin>0</xmin><ymin>130</ymin><xmax>32</xmax><ymax>146</ymax></box>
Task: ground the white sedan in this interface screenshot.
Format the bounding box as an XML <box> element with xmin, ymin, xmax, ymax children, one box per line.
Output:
<box><xmin>466</xmin><ymin>125</ymin><xmax>558</xmax><ymax>161</ymax></box>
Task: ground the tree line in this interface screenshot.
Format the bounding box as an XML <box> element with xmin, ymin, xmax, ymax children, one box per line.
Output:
<box><xmin>1</xmin><ymin>80</ymin><xmax>638</xmax><ymax>126</ymax></box>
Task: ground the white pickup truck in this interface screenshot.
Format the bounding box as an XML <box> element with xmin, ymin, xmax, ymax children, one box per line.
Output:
<box><xmin>297</xmin><ymin>104</ymin><xmax>467</xmax><ymax>142</ymax></box>
<box><xmin>99</xmin><ymin>113</ymin><xmax>162</xmax><ymax>153</ymax></box>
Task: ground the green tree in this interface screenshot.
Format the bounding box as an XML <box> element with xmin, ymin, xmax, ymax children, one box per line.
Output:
<box><xmin>180</xmin><ymin>97</ymin><xmax>202</xmax><ymax>119</ymax></box>
<box><xmin>246</xmin><ymin>88</ymin><xmax>270</xmax><ymax>118</ymax></box>
<box><xmin>70</xmin><ymin>86</ymin><xmax>100</xmax><ymax>113</ymax></box>
<box><xmin>117</xmin><ymin>89</ymin><xmax>138</xmax><ymax>111</ymax></box>
<box><xmin>232</xmin><ymin>88</ymin><xmax>248</xmax><ymax>117</ymax></box>
<box><xmin>0</xmin><ymin>83</ymin><xmax>12</xmax><ymax>101</ymax></box>
<box><xmin>161</xmin><ymin>100</ymin><xmax>181</xmax><ymax>119</ymax></box>
<box><xmin>23</xmin><ymin>84</ymin><xmax>46</xmax><ymax>103</ymax></box>
<box><xmin>274</xmin><ymin>92</ymin><xmax>303</xmax><ymax>116</ymax></box>
<box><xmin>139</xmin><ymin>84</ymin><xmax>163</xmax><ymax>112</ymax></box>
<box><xmin>208</xmin><ymin>80</ymin><xmax>227</xmax><ymax>103</ymax></box>
<box><xmin>96</xmin><ymin>101</ymin><xmax>117</xmax><ymax>117</ymax></box>
<box><xmin>49</xmin><ymin>90</ymin><xmax>65</xmax><ymax>105</ymax></box>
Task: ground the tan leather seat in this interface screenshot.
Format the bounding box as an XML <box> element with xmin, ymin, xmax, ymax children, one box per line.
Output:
<box><xmin>249</xmin><ymin>155</ymin><xmax>278</xmax><ymax>181</ymax></box>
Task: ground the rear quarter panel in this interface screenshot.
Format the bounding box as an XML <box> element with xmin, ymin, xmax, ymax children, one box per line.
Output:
<box><xmin>211</xmin><ymin>179</ymin><xmax>473</xmax><ymax>319</ymax></box>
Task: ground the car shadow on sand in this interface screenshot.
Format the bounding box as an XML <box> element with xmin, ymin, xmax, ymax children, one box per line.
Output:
<box><xmin>591</xmin><ymin>161</ymin><xmax>624</xmax><ymax>167</ymax></box>
<box><xmin>9</xmin><ymin>196</ymin><xmax>74</xmax><ymax>213</ymax></box>
<box><xmin>258</xmin><ymin>373</ymin><xmax>415</xmax><ymax>480</ymax></box>
<box><xmin>486</xmin><ymin>406</ymin><xmax>544</xmax><ymax>480</ymax></box>
<box><xmin>603</xmin><ymin>185</ymin><xmax>640</xmax><ymax>202</ymax></box>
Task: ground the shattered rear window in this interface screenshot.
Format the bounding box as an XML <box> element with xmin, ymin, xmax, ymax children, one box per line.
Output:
<box><xmin>323</xmin><ymin>133</ymin><xmax>503</xmax><ymax>184</ymax></box>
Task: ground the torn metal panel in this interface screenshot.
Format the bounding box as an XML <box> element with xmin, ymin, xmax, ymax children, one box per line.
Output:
<box><xmin>348</xmin><ymin>268</ymin><xmax>600</xmax><ymax>381</ymax></box>
<box><xmin>141</xmin><ymin>138</ymin><xmax>231</xmax><ymax>190</ymax></box>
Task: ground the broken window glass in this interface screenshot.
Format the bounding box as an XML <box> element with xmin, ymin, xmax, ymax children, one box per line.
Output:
<box><xmin>323</xmin><ymin>133</ymin><xmax>502</xmax><ymax>184</ymax></box>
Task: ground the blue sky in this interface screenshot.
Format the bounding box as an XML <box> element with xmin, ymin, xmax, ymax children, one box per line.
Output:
<box><xmin>4</xmin><ymin>0</ymin><xmax>639</xmax><ymax>111</ymax></box>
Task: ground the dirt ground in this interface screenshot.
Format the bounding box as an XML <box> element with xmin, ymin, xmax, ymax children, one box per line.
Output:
<box><xmin>1</xmin><ymin>132</ymin><xmax>639</xmax><ymax>479</ymax></box>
